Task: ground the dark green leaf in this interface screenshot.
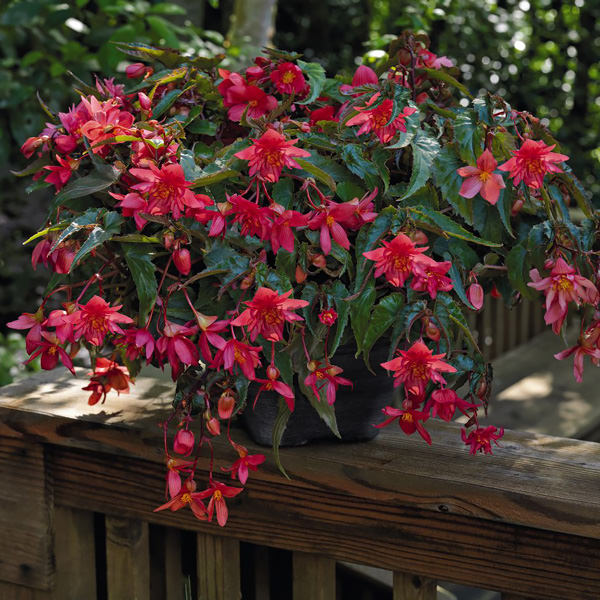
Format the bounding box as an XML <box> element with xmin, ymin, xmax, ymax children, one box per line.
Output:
<box><xmin>50</xmin><ymin>208</ymin><xmax>101</xmax><ymax>252</ymax></box>
<box><xmin>298</xmin><ymin>370</ymin><xmax>341</xmax><ymax>439</ymax></box>
<box><xmin>272</xmin><ymin>178</ymin><xmax>294</xmax><ymax>208</ymax></box>
<box><xmin>454</xmin><ymin>109</ymin><xmax>484</xmax><ymax>163</ymax></box>
<box><xmin>297</xmin><ymin>60</ymin><xmax>326</xmax><ymax>105</ymax></box>
<box><xmin>69</xmin><ymin>211</ymin><xmax>124</xmax><ymax>271</ymax></box>
<box><xmin>349</xmin><ymin>280</ymin><xmax>376</xmax><ymax>354</ymax></box>
<box><xmin>372</xmin><ymin>145</ymin><xmax>390</xmax><ymax>192</ymax></box>
<box><xmin>122</xmin><ymin>243</ymin><xmax>158</xmax><ymax>321</ymax></box>
<box><xmin>153</xmin><ymin>88</ymin><xmax>186</xmax><ymax>119</ymax></box>
<box><xmin>327</xmin><ymin>280</ymin><xmax>350</xmax><ymax>355</ymax></box>
<box><xmin>506</xmin><ymin>243</ymin><xmax>535</xmax><ymax>299</ymax></box>
<box><xmin>433</xmin><ymin>144</ymin><xmax>473</xmax><ymax>225</ymax></box>
<box><xmin>385</xmin><ymin>101</ymin><xmax>420</xmax><ymax>149</ymax></box>
<box><xmin>421</xmin><ymin>67</ymin><xmax>473</xmax><ymax>99</ymax></box>
<box><xmin>295</xmin><ymin>157</ymin><xmax>336</xmax><ymax>192</ymax></box>
<box><xmin>362</xmin><ymin>293</ymin><xmax>404</xmax><ymax>367</ymax></box>
<box><xmin>400</xmin><ymin>132</ymin><xmax>440</xmax><ymax>200</ymax></box>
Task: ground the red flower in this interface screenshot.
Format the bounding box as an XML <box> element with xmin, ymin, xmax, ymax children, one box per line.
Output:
<box><xmin>346</xmin><ymin>93</ymin><xmax>418</xmax><ymax>144</ymax></box>
<box><xmin>253</xmin><ymin>364</ymin><xmax>295</xmax><ymax>411</ymax></box>
<box><xmin>173</xmin><ymin>429</ymin><xmax>195</xmax><ymax>456</ymax></box>
<box><xmin>554</xmin><ymin>322</ymin><xmax>600</xmax><ymax>382</ymax></box>
<box><xmin>156</xmin><ymin>320</ymin><xmax>199</xmax><ymax>380</ymax></box>
<box><xmin>528</xmin><ymin>258</ymin><xmax>598</xmax><ymax>334</ymax></box>
<box><xmin>381</xmin><ymin>340</ymin><xmax>456</xmax><ymax>398</ymax></box>
<box><xmin>319</xmin><ymin>308</ymin><xmax>338</xmax><ymax>327</ymax></box>
<box><xmin>424</xmin><ymin>388</ymin><xmax>477</xmax><ymax>422</ymax></box>
<box><xmin>232</xmin><ymin>287</ymin><xmax>308</xmax><ymax>342</ymax></box>
<box><xmin>467</xmin><ymin>283</ymin><xmax>484</xmax><ymax>310</ymax></box>
<box><xmin>154</xmin><ymin>478</ymin><xmax>207</xmax><ymax>521</ymax></box>
<box><xmin>71</xmin><ymin>295</ymin><xmax>134</xmax><ymax>346</ymax></box>
<box><xmin>363</xmin><ymin>233</ymin><xmax>428</xmax><ymax>287</ymax></box>
<box><xmin>461</xmin><ymin>426</ymin><xmax>504</xmax><ymax>454</ymax></box>
<box><xmin>269</xmin><ymin>204</ymin><xmax>308</xmax><ymax>254</ymax></box>
<box><xmin>222</xmin><ymin>442</ymin><xmax>265</xmax><ymax>485</ymax></box>
<box><xmin>234</xmin><ymin>129</ymin><xmax>311</xmax><ymax>183</ymax></box>
<box><xmin>457</xmin><ymin>149</ymin><xmax>505</xmax><ymax>205</ymax></box>
<box><xmin>129</xmin><ymin>162</ymin><xmax>205</xmax><ymax>220</ymax></box>
<box><xmin>375</xmin><ymin>406</ymin><xmax>432</xmax><ymax>445</ymax></box>
<box><xmin>307</xmin><ymin>199</ymin><xmax>355</xmax><ymax>256</ymax></box>
<box><xmin>117</xmin><ymin>327</ymin><xmax>155</xmax><ymax>363</ymax></box>
<box><xmin>44</xmin><ymin>155</ymin><xmax>77</xmax><ymax>192</ymax></box>
<box><xmin>228</xmin><ymin>194</ymin><xmax>273</xmax><ymax>239</ymax></box>
<box><xmin>270</xmin><ymin>62</ymin><xmax>306</xmax><ymax>95</ymax></box>
<box><xmin>7</xmin><ymin>310</ymin><xmax>44</xmax><ymax>353</ymax></box>
<box><xmin>165</xmin><ymin>457</ymin><xmax>194</xmax><ymax>498</ymax></box>
<box><xmin>499</xmin><ymin>139</ymin><xmax>569</xmax><ymax>189</ymax></box>
<box><xmin>195</xmin><ymin>481</ymin><xmax>244</xmax><ymax>527</ymax></box>
<box><xmin>224</xmin><ymin>83</ymin><xmax>277</xmax><ymax>122</ymax></box>
<box><xmin>346</xmin><ymin>189</ymin><xmax>378</xmax><ymax>230</ymax></box>
<box><xmin>214</xmin><ymin>339</ymin><xmax>262</xmax><ymax>380</ymax></box>
<box><xmin>309</xmin><ymin>106</ymin><xmax>338</xmax><ymax>128</ymax></box>
<box><xmin>79</xmin><ymin>96</ymin><xmax>134</xmax><ymax>153</ymax></box>
<box><xmin>110</xmin><ymin>192</ymin><xmax>149</xmax><ymax>231</ymax></box>
<box><xmin>351</xmin><ymin>65</ymin><xmax>378</xmax><ymax>87</ymax></box>
<box><xmin>410</xmin><ymin>255</ymin><xmax>454</xmax><ymax>299</ymax></box>
<box><xmin>195</xmin><ymin>313</ymin><xmax>228</xmax><ymax>363</ymax></box>
<box><xmin>26</xmin><ymin>332</ymin><xmax>75</xmax><ymax>374</ymax></box>
<box><xmin>83</xmin><ymin>357</ymin><xmax>131</xmax><ymax>405</ymax></box>
<box><xmin>304</xmin><ymin>361</ymin><xmax>353</xmax><ymax>405</ymax></box>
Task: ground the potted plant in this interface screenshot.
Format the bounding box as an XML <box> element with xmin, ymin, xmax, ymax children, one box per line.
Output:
<box><xmin>10</xmin><ymin>32</ymin><xmax>597</xmax><ymax>527</ymax></box>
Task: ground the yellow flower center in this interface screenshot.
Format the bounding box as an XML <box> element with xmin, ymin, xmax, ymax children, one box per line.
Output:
<box><xmin>234</xmin><ymin>348</ymin><xmax>246</xmax><ymax>363</ymax></box>
<box><xmin>248</xmin><ymin>100</ymin><xmax>258</xmax><ymax>107</ymax></box>
<box><xmin>402</xmin><ymin>412</ymin><xmax>413</xmax><ymax>422</ymax></box>
<box><xmin>181</xmin><ymin>493</ymin><xmax>192</xmax><ymax>504</ymax></box>
<box><xmin>410</xmin><ymin>363</ymin><xmax>429</xmax><ymax>380</ymax></box>
<box><xmin>262</xmin><ymin>308</ymin><xmax>283</xmax><ymax>325</ymax></box>
<box><xmin>264</xmin><ymin>149</ymin><xmax>284</xmax><ymax>167</ymax></box>
<box><xmin>527</xmin><ymin>159</ymin><xmax>545</xmax><ymax>174</ymax></box>
<box><xmin>392</xmin><ymin>255</ymin><xmax>410</xmax><ymax>270</ymax></box>
<box><xmin>555</xmin><ymin>275</ymin><xmax>574</xmax><ymax>292</ymax></box>
<box><xmin>479</xmin><ymin>171</ymin><xmax>491</xmax><ymax>182</ymax></box>
<box><xmin>214</xmin><ymin>490</ymin><xmax>223</xmax><ymax>500</ymax></box>
<box><xmin>282</xmin><ymin>71</ymin><xmax>295</xmax><ymax>84</ymax></box>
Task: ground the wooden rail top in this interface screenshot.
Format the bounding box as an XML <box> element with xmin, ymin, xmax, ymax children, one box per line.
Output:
<box><xmin>1</xmin><ymin>367</ymin><xmax>600</xmax><ymax>599</ymax></box>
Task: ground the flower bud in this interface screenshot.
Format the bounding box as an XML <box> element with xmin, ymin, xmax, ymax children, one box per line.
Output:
<box><xmin>173</xmin><ymin>248</ymin><xmax>191</xmax><ymax>276</ymax></box>
<box><xmin>544</xmin><ymin>258</ymin><xmax>555</xmax><ymax>270</ymax></box>
<box><xmin>173</xmin><ymin>429</ymin><xmax>195</xmax><ymax>456</ymax></box>
<box><xmin>163</xmin><ymin>231</ymin><xmax>175</xmax><ymax>250</ymax></box>
<box><xmin>300</xmin><ymin>122</ymin><xmax>311</xmax><ymax>133</ymax></box>
<box><xmin>266</xmin><ymin>365</ymin><xmax>280</xmax><ymax>380</ymax></box>
<box><xmin>295</xmin><ymin>264</ymin><xmax>307</xmax><ymax>283</ymax></box>
<box><xmin>246</xmin><ymin>65</ymin><xmax>264</xmax><ymax>81</ymax></box>
<box><xmin>490</xmin><ymin>284</ymin><xmax>501</xmax><ymax>299</ymax></box>
<box><xmin>138</xmin><ymin>92</ymin><xmax>152</xmax><ymax>111</ymax></box>
<box><xmin>206</xmin><ymin>416</ymin><xmax>221</xmax><ymax>436</ymax></box>
<box><xmin>126</xmin><ymin>62</ymin><xmax>148</xmax><ymax>79</ymax></box>
<box><xmin>425</xmin><ymin>320</ymin><xmax>441</xmax><ymax>342</ymax></box>
<box><xmin>511</xmin><ymin>196</ymin><xmax>524</xmax><ymax>216</ymax></box>
<box><xmin>351</xmin><ymin>65</ymin><xmax>378</xmax><ymax>87</ymax></box>
<box><xmin>411</xmin><ymin>230</ymin><xmax>428</xmax><ymax>245</ymax></box>
<box><xmin>240</xmin><ymin>272</ymin><xmax>255</xmax><ymax>290</ymax></box>
<box><xmin>307</xmin><ymin>359</ymin><xmax>319</xmax><ymax>373</ymax></box>
<box><xmin>218</xmin><ymin>390</ymin><xmax>236</xmax><ymax>420</ymax></box>
<box><xmin>311</xmin><ymin>253</ymin><xmax>326</xmax><ymax>268</ymax></box>
<box><xmin>467</xmin><ymin>283</ymin><xmax>484</xmax><ymax>310</ymax></box>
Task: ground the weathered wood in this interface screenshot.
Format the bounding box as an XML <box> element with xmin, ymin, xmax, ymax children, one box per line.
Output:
<box><xmin>196</xmin><ymin>533</ymin><xmax>241</xmax><ymax>600</ymax></box>
<box><xmin>53</xmin><ymin>506</ymin><xmax>96</xmax><ymax>599</ymax></box>
<box><xmin>2</xmin><ymin>370</ymin><xmax>600</xmax><ymax>598</ymax></box>
<box><xmin>164</xmin><ymin>527</ymin><xmax>183</xmax><ymax>600</ymax></box>
<box><xmin>0</xmin><ymin>582</ymin><xmax>52</xmax><ymax>599</ymax></box>
<box><xmin>393</xmin><ymin>572</ymin><xmax>436</xmax><ymax>600</ymax></box>
<box><xmin>105</xmin><ymin>516</ymin><xmax>150</xmax><ymax>600</ymax></box>
<box><xmin>251</xmin><ymin>545</ymin><xmax>271</xmax><ymax>600</ymax></box>
<box><xmin>292</xmin><ymin>552</ymin><xmax>335</xmax><ymax>600</ymax></box>
<box><xmin>0</xmin><ymin>438</ymin><xmax>53</xmax><ymax>590</ymax></box>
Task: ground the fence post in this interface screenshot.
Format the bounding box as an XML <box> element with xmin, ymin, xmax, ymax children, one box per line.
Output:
<box><xmin>292</xmin><ymin>552</ymin><xmax>335</xmax><ymax>600</ymax></box>
<box><xmin>196</xmin><ymin>533</ymin><xmax>241</xmax><ymax>600</ymax></box>
<box><xmin>393</xmin><ymin>572</ymin><xmax>436</xmax><ymax>600</ymax></box>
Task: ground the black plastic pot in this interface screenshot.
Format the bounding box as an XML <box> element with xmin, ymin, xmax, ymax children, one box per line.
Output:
<box><xmin>240</xmin><ymin>344</ymin><xmax>394</xmax><ymax>447</ymax></box>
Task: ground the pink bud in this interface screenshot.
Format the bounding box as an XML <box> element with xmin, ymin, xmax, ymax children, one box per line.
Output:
<box><xmin>467</xmin><ymin>283</ymin><xmax>484</xmax><ymax>310</ymax></box>
<box><xmin>544</xmin><ymin>258</ymin><xmax>555</xmax><ymax>270</ymax></box>
<box><xmin>173</xmin><ymin>248</ymin><xmax>191</xmax><ymax>276</ymax></box>
<box><xmin>351</xmin><ymin>65</ymin><xmax>378</xmax><ymax>87</ymax></box>
<box><xmin>138</xmin><ymin>92</ymin><xmax>151</xmax><ymax>111</ymax></box>
<box><xmin>126</xmin><ymin>62</ymin><xmax>148</xmax><ymax>79</ymax></box>
<box><xmin>266</xmin><ymin>365</ymin><xmax>280</xmax><ymax>381</ymax></box>
<box><xmin>218</xmin><ymin>391</ymin><xmax>236</xmax><ymax>420</ymax></box>
<box><xmin>206</xmin><ymin>417</ymin><xmax>221</xmax><ymax>436</ymax></box>
<box><xmin>246</xmin><ymin>65</ymin><xmax>264</xmax><ymax>81</ymax></box>
<box><xmin>173</xmin><ymin>429</ymin><xmax>195</xmax><ymax>456</ymax></box>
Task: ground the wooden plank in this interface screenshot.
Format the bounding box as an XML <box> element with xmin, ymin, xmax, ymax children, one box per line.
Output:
<box><xmin>105</xmin><ymin>516</ymin><xmax>150</xmax><ymax>600</ymax></box>
<box><xmin>0</xmin><ymin>582</ymin><xmax>52</xmax><ymax>599</ymax></box>
<box><xmin>196</xmin><ymin>533</ymin><xmax>241</xmax><ymax>600</ymax></box>
<box><xmin>393</xmin><ymin>572</ymin><xmax>436</xmax><ymax>600</ymax></box>
<box><xmin>164</xmin><ymin>528</ymin><xmax>183</xmax><ymax>600</ymax></box>
<box><xmin>53</xmin><ymin>506</ymin><xmax>96</xmax><ymax>599</ymax></box>
<box><xmin>251</xmin><ymin>545</ymin><xmax>271</xmax><ymax>600</ymax></box>
<box><xmin>0</xmin><ymin>438</ymin><xmax>53</xmax><ymax>590</ymax></box>
<box><xmin>292</xmin><ymin>552</ymin><xmax>335</xmax><ymax>600</ymax></box>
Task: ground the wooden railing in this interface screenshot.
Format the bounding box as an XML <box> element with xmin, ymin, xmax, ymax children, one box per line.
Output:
<box><xmin>1</xmin><ymin>365</ymin><xmax>599</xmax><ymax>600</ymax></box>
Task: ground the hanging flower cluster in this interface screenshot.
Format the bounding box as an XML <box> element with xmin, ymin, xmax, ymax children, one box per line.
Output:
<box><xmin>10</xmin><ymin>31</ymin><xmax>596</xmax><ymax>525</ymax></box>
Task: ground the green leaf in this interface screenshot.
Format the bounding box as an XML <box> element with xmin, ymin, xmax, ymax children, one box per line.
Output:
<box><xmin>295</xmin><ymin>157</ymin><xmax>336</xmax><ymax>192</ymax></box>
<box><xmin>152</xmin><ymin>87</ymin><xmax>186</xmax><ymax>118</ymax></box>
<box><xmin>122</xmin><ymin>243</ymin><xmax>158</xmax><ymax>321</ymax></box>
<box><xmin>301</xmin><ymin>282</ymin><xmax>319</xmax><ymax>335</ymax></box>
<box><xmin>506</xmin><ymin>243</ymin><xmax>535</xmax><ymax>300</ymax></box>
<box><xmin>327</xmin><ymin>280</ymin><xmax>351</xmax><ymax>355</ymax></box>
<box><xmin>49</xmin><ymin>164</ymin><xmax>121</xmax><ymax>214</ymax></box>
<box><xmin>271</xmin><ymin>397</ymin><xmax>292</xmax><ymax>478</ymax></box>
<box><xmin>433</xmin><ymin>144</ymin><xmax>473</xmax><ymax>225</ymax></box>
<box><xmin>444</xmin><ymin>256</ymin><xmax>474</xmax><ymax>310</ymax></box>
<box><xmin>336</xmin><ymin>181</ymin><xmax>364</xmax><ymax>202</ymax></box>
<box><xmin>496</xmin><ymin>183</ymin><xmax>514</xmax><ymax>237</ymax></box>
<box><xmin>386</xmin><ymin>101</ymin><xmax>420</xmax><ymax>149</ymax></box>
<box><xmin>113</xmin><ymin>42</ymin><xmax>185</xmax><ymax>68</ymax></box>
<box><xmin>69</xmin><ymin>211</ymin><xmax>124</xmax><ymax>271</ymax></box>
<box><xmin>421</xmin><ymin>67</ymin><xmax>473</xmax><ymax>99</ymax></box>
<box><xmin>298</xmin><ymin>372</ymin><xmax>341</xmax><ymax>439</ymax></box>
<box><xmin>272</xmin><ymin>178</ymin><xmax>294</xmax><ymax>208</ymax></box>
<box><xmin>50</xmin><ymin>208</ymin><xmax>101</xmax><ymax>252</ymax></box>
<box><xmin>297</xmin><ymin>60</ymin><xmax>326</xmax><ymax>105</ymax></box>
<box><xmin>372</xmin><ymin>145</ymin><xmax>390</xmax><ymax>192</ymax></box>
<box><xmin>186</xmin><ymin>119</ymin><xmax>218</xmax><ymax>136</ymax></box>
<box><xmin>454</xmin><ymin>109</ymin><xmax>484</xmax><ymax>163</ymax></box>
<box><xmin>435</xmin><ymin>294</ymin><xmax>479</xmax><ymax>351</ymax></box>
<box><xmin>362</xmin><ymin>293</ymin><xmax>404</xmax><ymax>367</ymax></box>
<box><xmin>341</xmin><ymin>145</ymin><xmax>378</xmax><ymax>189</ymax></box>
<box><xmin>400</xmin><ymin>132</ymin><xmax>440</xmax><ymax>200</ymax></box>
<box><xmin>349</xmin><ymin>280</ymin><xmax>376</xmax><ymax>355</ymax></box>
<box><xmin>408</xmin><ymin>204</ymin><xmax>502</xmax><ymax>247</ymax></box>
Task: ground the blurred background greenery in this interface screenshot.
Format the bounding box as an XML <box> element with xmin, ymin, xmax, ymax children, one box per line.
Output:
<box><xmin>1</xmin><ymin>0</ymin><xmax>598</xmax><ymax>382</ymax></box>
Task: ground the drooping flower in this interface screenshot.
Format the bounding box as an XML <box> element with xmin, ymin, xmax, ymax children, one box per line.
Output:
<box><xmin>309</xmin><ymin>106</ymin><xmax>338</xmax><ymax>128</ymax></box>
<box><xmin>228</xmin><ymin>194</ymin><xmax>273</xmax><ymax>239</ymax></box>
<box><xmin>304</xmin><ymin>361</ymin><xmax>353</xmax><ymax>405</ymax></box>
<box><xmin>467</xmin><ymin>283</ymin><xmax>484</xmax><ymax>310</ymax></box>
<box><xmin>116</xmin><ymin>327</ymin><xmax>155</xmax><ymax>363</ymax></box>
<box><xmin>214</xmin><ymin>339</ymin><xmax>262</xmax><ymax>380</ymax></box>
<box><xmin>79</xmin><ymin>96</ymin><xmax>135</xmax><ymax>152</ymax></box>
<box><xmin>461</xmin><ymin>426</ymin><xmax>504</xmax><ymax>454</ymax></box>
<box><xmin>457</xmin><ymin>149</ymin><xmax>505</xmax><ymax>205</ymax></box>
<box><xmin>424</xmin><ymin>388</ymin><xmax>478</xmax><ymax>422</ymax></box>
<box><xmin>346</xmin><ymin>189</ymin><xmax>378</xmax><ymax>230</ymax></box>
<box><xmin>234</xmin><ymin>129</ymin><xmax>311</xmax><ymax>182</ymax></box>
<box><xmin>554</xmin><ymin>322</ymin><xmax>600</xmax><ymax>383</ymax></box>
<box><xmin>71</xmin><ymin>295</ymin><xmax>134</xmax><ymax>346</ymax></box>
<box><xmin>25</xmin><ymin>332</ymin><xmax>75</xmax><ymax>374</ymax></box>
<box><xmin>270</xmin><ymin>62</ymin><xmax>306</xmax><ymax>95</ymax></box>
<box><xmin>381</xmin><ymin>340</ymin><xmax>457</xmax><ymax>398</ymax></box>
<box><xmin>269</xmin><ymin>204</ymin><xmax>308</xmax><ymax>254</ymax></box>
<box><xmin>156</xmin><ymin>320</ymin><xmax>199</xmax><ymax>380</ymax></box>
<box><xmin>195</xmin><ymin>480</ymin><xmax>244</xmax><ymax>527</ymax></box>
<box><xmin>154</xmin><ymin>478</ymin><xmax>207</xmax><ymax>521</ymax></box>
<box><xmin>374</xmin><ymin>406</ymin><xmax>432</xmax><ymax>444</ymax></box>
<box><xmin>44</xmin><ymin>155</ymin><xmax>77</xmax><ymax>192</ymax></box>
<box><xmin>82</xmin><ymin>357</ymin><xmax>131</xmax><ymax>405</ymax></box>
<box><xmin>410</xmin><ymin>255</ymin><xmax>454</xmax><ymax>299</ymax></box>
<box><xmin>222</xmin><ymin>442</ymin><xmax>265</xmax><ymax>485</ymax></box>
<box><xmin>164</xmin><ymin>456</ymin><xmax>194</xmax><ymax>498</ymax></box>
<box><xmin>346</xmin><ymin>93</ymin><xmax>418</xmax><ymax>144</ymax></box>
<box><xmin>363</xmin><ymin>233</ymin><xmax>428</xmax><ymax>287</ymax></box>
<box><xmin>528</xmin><ymin>257</ymin><xmax>598</xmax><ymax>334</ymax></box>
<box><xmin>499</xmin><ymin>139</ymin><xmax>569</xmax><ymax>189</ymax></box>
<box><xmin>351</xmin><ymin>65</ymin><xmax>379</xmax><ymax>87</ymax></box>
<box><xmin>7</xmin><ymin>310</ymin><xmax>44</xmax><ymax>353</ymax></box>
<box><xmin>232</xmin><ymin>287</ymin><xmax>308</xmax><ymax>342</ymax></box>
<box><xmin>173</xmin><ymin>429</ymin><xmax>195</xmax><ymax>456</ymax></box>
<box><xmin>223</xmin><ymin>83</ymin><xmax>277</xmax><ymax>122</ymax></box>
<box><xmin>195</xmin><ymin>313</ymin><xmax>228</xmax><ymax>363</ymax></box>
<box><xmin>318</xmin><ymin>308</ymin><xmax>338</xmax><ymax>327</ymax></box>
<box><xmin>109</xmin><ymin>191</ymin><xmax>149</xmax><ymax>231</ymax></box>
<box><xmin>253</xmin><ymin>364</ymin><xmax>295</xmax><ymax>411</ymax></box>
<box><xmin>307</xmin><ymin>200</ymin><xmax>355</xmax><ymax>256</ymax></box>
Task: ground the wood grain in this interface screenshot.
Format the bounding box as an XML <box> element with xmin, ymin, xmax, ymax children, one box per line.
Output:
<box><xmin>0</xmin><ymin>438</ymin><xmax>53</xmax><ymax>590</ymax></box>
<box><xmin>0</xmin><ymin>582</ymin><xmax>51</xmax><ymax>599</ymax></box>
<box><xmin>105</xmin><ymin>516</ymin><xmax>150</xmax><ymax>600</ymax></box>
<box><xmin>393</xmin><ymin>572</ymin><xmax>436</xmax><ymax>600</ymax></box>
<box><xmin>196</xmin><ymin>533</ymin><xmax>241</xmax><ymax>600</ymax></box>
<box><xmin>292</xmin><ymin>552</ymin><xmax>335</xmax><ymax>600</ymax></box>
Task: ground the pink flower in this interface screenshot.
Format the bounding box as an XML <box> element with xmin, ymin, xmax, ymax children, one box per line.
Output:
<box><xmin>79</xmin><ymin>96</ymin><xmax>134</xmax><ymax>152</ymax></box>
<box><xmin>467</xmin><ymin>283</ymin><xmax>484</xmax><ymax>310</ymax></box>
<box><xmin>375</xmin><ymin>406</ymin><xmax>432</xmax><ymax>445</ymax></box>
<box><xmin>173</xmin><ymin>429</ymin><xmax>195</xmax><ymax>456</ymax></box>
<box><xmin>554</xmin><ymin>322</ymin><xmax>600</xmax><ymax>383</ymax></box>
<box><xmin>253</xmin><ymin>364</ymin><xmax>295</xmax><ymax>411</ymax></box>
<box><xmin>214</xmin><ymin>340</ymin><xmax>262</xmax><ymax>380</ymax></box>
<box><xmin>528</xmin><ymin>258</ymin><xmax>598</xmax><ymax>334</ymax></box>
<box><xmin>381</xmin><ymin>340</ymin><xmax>456</xmax><ymax>398</ymax></box>
<box><xmin>457</xmin><ymin>149</ymin><xmax>505</xmax><ymax>205</ymax></box>
<box><xmin>164</xmin><ymin>457</ymin><xmax>194</xmax><ymax>498</ymax></box>
<box><xmin>234</xmin><ymin>129</ymin><xmax>311</xmax><ymax>182</ymax></box>
<box><xmin>224</xmin><ymin>83</ymin><xmax>277</xmax><ymax>122</ymax></box>
<box><xmin>222</xmin><ymin>442</ymin><xmax>265</xmax><ymax>485</ymax></box>
<box><xmin>461</xmin><ymin>426</ymin><xmax>504</xmax><ymax>454</ymax></box>
<box><xmin>363</xmin><ymin>233</ymin><xmax>428</xmax><ymax>287</ymax></box>
<box><xmin>154</xmin><ymin>478</ymin><xmax>207</xmax><ymax>521</ymax></box>
<box><xmin>117</xmin><ymin>327</ymin><xmax>155</xmax><ymax>363</ymax></box>
<box><xmin>82</xmin><ymin>358</ymin><xmax>131</xmax><ymax>405</ymax></box>
<box><xmin>304</xmin><ymin>361</ymin><xmax>353</xmax><ymax>405</ymax></box>
<box><xmin>269</xmin><ymin>204</ymin><xmax>308</xmax><ymax>254</ymax></box>
<box><xmin>25</xmin><ymin>332</ymin><xmax>75</xmax><ymax>374</ymax></box>
<box><xmin>499</xmin><ymin>139</ymin><xmax>569</xmax><ymax>189</ymax></box>
<box><xmin>44</xmin><ymin>155</ymin><xmax>76</xmax><ymax>192</ymax></box>
<box><xmin>346</xmin><ymin>93</ymin><xmax>418</xmax><ymax>144</ymax></box>
<box><xmin>351</xmin><ymin>65</ymin><xmax>378</xmax><ymax>87</ymax></box>
<box><xmin>424</xmin><ymin>388</ymin><xmax>477</xmax><ymax>422</ymax></box>
<box><xmin>307</xmin><ymin>200</ymin><xmax>355</xmax><ymax>256</ymax></box>
<box><xmin>71</xmin><ymin>295</ymin><xmax>134</xmax><ymax>346</ymax></box>
<box><xmin>228</xmin><ymin>194</ymin><xmax>273</xmax><ymax>239</ymax></box>
<box><xmin>7</xmin><ymin>310</ymin><xmax>44</xmax><ymax>353</ymax></box>
<box><xmin>195</xmin><ymin>313</ymin><xmax>228</xmax><ymax>363</ymax></box>
<box><xmin>232</xmin><ymin>287</ymin><xmax>308</xmax><ymax>342</ymax></box>
<box><xmin>410</xmin><ymin>255</ymin><xmax>454</xmax><ymax>299</ymax></box>
<box><xmin>270</xmin><ymin>62</ymin><xmax>306</xmax><ymax>95</ymax></box>
<box><xmin>195</xmin><ymin>481</ymin><xmax>244</xmax><ymax>527</ymax></box>
<box><xmin>156</xmin><ymin>320</ymin><xmax>199</xmax><ymax>380</ymax></box>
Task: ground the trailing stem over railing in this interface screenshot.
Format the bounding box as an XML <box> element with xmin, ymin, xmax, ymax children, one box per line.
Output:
<box><xmin>0</xmin><ymin>368</ymin><xmax>599</xmax><ymax>599</ymax></box>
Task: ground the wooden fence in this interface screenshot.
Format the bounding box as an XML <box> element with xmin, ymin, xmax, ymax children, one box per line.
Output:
<box><xmin>0</xmin><ymin>361</ymin><xmax>599</xmax><ymax>600</ymax></box>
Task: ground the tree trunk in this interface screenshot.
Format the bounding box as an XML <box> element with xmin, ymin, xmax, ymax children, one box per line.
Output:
<box><xmin>227</xmin><ymin>0</ymin><xmax>277</xmax><ymax>65</ymax></box>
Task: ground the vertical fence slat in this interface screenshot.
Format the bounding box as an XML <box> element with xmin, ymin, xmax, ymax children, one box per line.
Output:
<box><xmin>196</xmin><ymin>533</ymin><xmax>241</xmax><ymax>600</ymax></box>
<box><xmin>164</xmin><ymin>528</ymin><xmax>183</xmax><ymax>600</ymax></box>
<box><xmin>393</xmin><ymin>572</ymin><xmax>436</xmax><ymax>600</ymax></box>
<box><xmin>518</xmin><ymin>298</ymin><xmax>531</xmax><ymax>346</ymax></box>
<box><xmin>252</xmin><ymin>545</ymin><xmax>271</xmax><ymax>600</ymax></box>
<box><xmin>0</xmin><ymin>582</ymin><xmax>52</xmax><ymax>599</ymax></box>
<box><xmin>53</xmin><ymin>506</ymin><xmax>96</xmax><ymax>599</ymax></box>
<box><xmin>292</xmin><ymin>552</ymin><xmax>335</xmax><ymax>600</ymax></box>
<box><xmin>105</xmin><ymin>516</ymin><xmax>150</xmax><ymax>600</ymax></box>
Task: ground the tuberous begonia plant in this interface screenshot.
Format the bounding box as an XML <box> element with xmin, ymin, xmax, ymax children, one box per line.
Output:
<box><xmin>10</xmin><ymin>32</ymin><xmax>599</xmax><ymax>525</ymax></box>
